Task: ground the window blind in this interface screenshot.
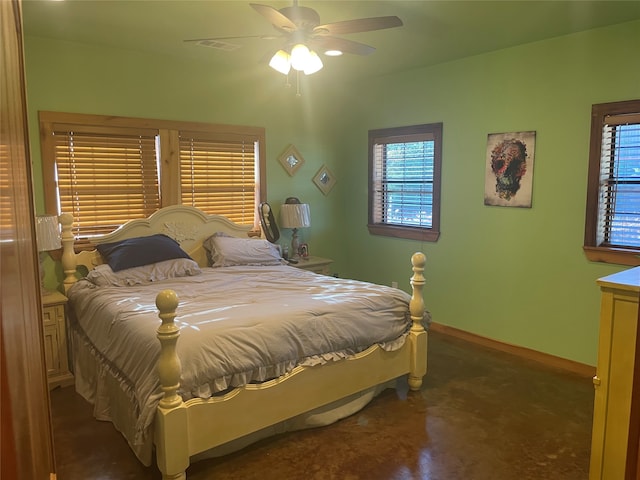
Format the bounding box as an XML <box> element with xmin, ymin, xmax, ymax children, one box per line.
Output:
<box><xmin>179</xmin><ymin>130</ymin><xmax>258</xmax><ymax>225</ymax></box>
<box><xmin>371</xmin><ymin>132</ymin><xmax>435</xmax><ymax>228</ymax></box>
<box><xmin>598</xmin><ymin>116</ymin><xmax>640</xmax><ymax>248</ymax></box>
<box><xmin>53</xmin><ymin>126</ymin><xmax>160</xmax><ymax>241</ymax></box>
<box><xmin>0</xmin><ymin>142</ymin><xmax>12</xmax><ymax>240</ymax></box>
<box><xmin>40</xmin><ymin>112</ymin><xmax>266</xmax><ymax>247</ymax></box>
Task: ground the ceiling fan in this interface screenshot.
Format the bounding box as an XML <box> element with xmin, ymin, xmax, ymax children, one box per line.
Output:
<box><xmin>185</xmin><ymin>1</ymin><xmax>403</xmax><ymax>76</ymax></box>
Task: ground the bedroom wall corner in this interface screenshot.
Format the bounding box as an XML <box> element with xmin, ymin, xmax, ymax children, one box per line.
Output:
<box><xmin>333</xmin><ymin>19</ymin><xmax>640</xmax><ymax>366</ymax></box>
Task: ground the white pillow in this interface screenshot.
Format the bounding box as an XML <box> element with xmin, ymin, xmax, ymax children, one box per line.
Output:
<box><xmin>86</xmin><ymin>258</ymin><xmax>202</xmax><ymax>287</ymax></box>
<box><xmin>202</xmin><ymin>231</ymin><xmax>232</xmax><ymax>266</ymax></box>
<box><xmin>210</xmin><ymin>235</ymin><xmax>285</xmax><ymax>267</ymax></box>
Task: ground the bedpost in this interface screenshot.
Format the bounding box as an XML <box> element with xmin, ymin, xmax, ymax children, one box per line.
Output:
<box><xmin>408</xmin><ymin>252</ymin><xmax>427</xmax><ymax>391</ymax></box>
<box><xmin>409</xmin><ymin>252</ymin><xmax>426</xmax><ymax>333</ymax></box>
<box><xmin>155</xmin><ymin>289</ymin><xmax>189</xmax><ymax>480</ymax></box>
<box><xmin>156</xmin><ymin>289</ymin><xmax>182</xmax><ymax>409</ymax></box>
<box><xmin>59</xmin><ymin>213</ymin><xmax>77</xmax><ymax>293</ymax></box>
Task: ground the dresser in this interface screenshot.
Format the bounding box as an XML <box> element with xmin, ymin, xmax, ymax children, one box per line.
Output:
<box><xmin>41</xmin><ymin>290</ymin><xmax>74</xmax><ymax>390</ymax></box>
<box><xmin>292</xmin><ymin>256</ymin><xmax>333</xmax><ymax>275</ymax></box>
<box><xmin>590</xmin><ymin>267</ymin><xmax>640</xmax><ymax>479</ymax></box>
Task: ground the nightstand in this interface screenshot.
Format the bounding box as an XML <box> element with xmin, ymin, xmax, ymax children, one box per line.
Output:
<box><xmin>42</xmin><ymin>290</ymin><xmax>73</xmax><ymax>390</ymax></box>
<box><xmin>292</xmin><ymin>256</ymin><xmax>334</xmax><ymax>275</ymax></box>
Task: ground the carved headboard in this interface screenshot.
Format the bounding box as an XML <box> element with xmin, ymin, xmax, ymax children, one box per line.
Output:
<box><xmin>60</xmin><ymin>205</ymin><xmax>256</xmax><ymax>292</ymax></box>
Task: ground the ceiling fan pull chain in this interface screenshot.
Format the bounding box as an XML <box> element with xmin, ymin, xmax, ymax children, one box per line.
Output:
<box><xmin>296</xmin><ymin>71</ymin><xmax>301</xmax><ymax>97</ymax></box>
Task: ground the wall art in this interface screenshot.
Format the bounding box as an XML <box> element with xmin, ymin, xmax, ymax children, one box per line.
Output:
<box><xmin>313</xmin><ymin>164</ymin><xmax>336</xmax><ymax>195</ymax></box>
<box><xmin>484</xmin><ymin>131</ymin><xmax>536</xmax><ymax>207</ymax></box>
<box><xmin>278</xmin><ymin>144</ymin><xmax>305</xmax><ymax>177</ymax></box>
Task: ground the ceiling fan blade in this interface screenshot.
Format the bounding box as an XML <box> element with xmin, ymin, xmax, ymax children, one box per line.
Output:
<box><xmin>250</xmin><ymin>3</ymin><xmax>298</xmax><ymax>32</ymax></box>
<box><xmin>184</xmin><ymin>34</ymin><xmax>280</xmax><ymax>43</ymax></box>
<box><xmin>313</xmin><ymin>16</ymin><xmax>403</xmax><ymax>35</ymax></box>
<box><xmin>312</xmin><ymin>36</ymin><xmax>376</xmax><ymax>56</ymax></box>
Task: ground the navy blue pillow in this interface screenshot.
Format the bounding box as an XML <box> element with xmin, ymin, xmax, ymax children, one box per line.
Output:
<box><xmin>96</xmin><ymin>234</ymin><xmax>191</xmax><ymax>272</ymax></box>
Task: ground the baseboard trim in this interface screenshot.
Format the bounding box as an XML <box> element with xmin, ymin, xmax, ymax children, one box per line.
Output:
<box><xmin>429</xmin><ymin>322</ymin><xmax>596</xmax><ymax>378</ymax></box>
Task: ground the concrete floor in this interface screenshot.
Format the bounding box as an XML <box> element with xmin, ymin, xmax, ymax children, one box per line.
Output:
<box><xmin>50</xmin><ymin>331</ymin><xmax>594</xmax><ymax>479</ymax></box>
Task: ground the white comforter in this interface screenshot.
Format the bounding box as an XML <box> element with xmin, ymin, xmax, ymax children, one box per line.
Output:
<box><xmin>67</xmin><ymin>265</ymin><xmax>412</xmax><ymax>446</ymax></box>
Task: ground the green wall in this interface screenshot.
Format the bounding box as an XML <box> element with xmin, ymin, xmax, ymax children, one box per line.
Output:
<box><xmin>331</xmin><ymin>20</ymin><xmax>640</xmax><ymax>366</ymax></box>
<box><xmin>23</xmin><ymin>19</ymin><xmax>640</xmax><ymax>365</ymax></box>
<box><xmin>23</xmin><ymin>35</ymin><xmax>342</xmax><ymax>273</ymax></box>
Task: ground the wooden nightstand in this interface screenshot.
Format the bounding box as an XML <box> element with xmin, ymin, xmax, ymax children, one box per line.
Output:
<box><xmin>292</xmin><ymin>256</ymin><xmax>334</xmax><ymax>275</ymax></box>
<box><xmin>42</xmin><ymin>290</ymin><xmax>73</xmax><ymax>390</ymax></box>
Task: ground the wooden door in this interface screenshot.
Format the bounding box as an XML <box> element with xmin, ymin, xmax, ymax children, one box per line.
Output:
<box><xmin>0</xmin><ymin>0</ymin><xmax>56</xmax><ymax>478</ymax></box>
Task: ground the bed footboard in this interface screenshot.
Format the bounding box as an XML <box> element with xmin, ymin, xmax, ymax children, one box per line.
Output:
<box><xmin>153</xmin><ymin>252</ymin><xmax>427</xmax><ymax>480</ymax></box>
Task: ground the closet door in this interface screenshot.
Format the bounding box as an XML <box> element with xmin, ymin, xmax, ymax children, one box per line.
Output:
<box><xmin>0</xmin><ymin>1</ymin><xmax>55</xmax><ymax>478</ymax></box>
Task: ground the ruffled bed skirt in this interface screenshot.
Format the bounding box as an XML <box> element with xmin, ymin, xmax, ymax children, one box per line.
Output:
<box><xmin>70</xmin><ymin>327</ymin><xmax>396</xmax><ymax>467</ymax></box>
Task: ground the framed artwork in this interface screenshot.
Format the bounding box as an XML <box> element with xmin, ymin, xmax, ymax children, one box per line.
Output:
<box><xmin>313</xmin><ymin>164</ymin><xmax>336</xmax><ymax>195</ymax></box>
<box><xmin>278</xmin><ymin>144</ymin><xmax>305</xmax><ymax>177</ymax></box>
<box><xmin>484</xmin><ymin>131</ymin><xmax>536</xmax><ymax>208</ymax></box>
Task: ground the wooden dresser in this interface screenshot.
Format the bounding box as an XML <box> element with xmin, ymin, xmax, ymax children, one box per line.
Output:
<box><xmin>590</xmin><ymin>267</ymin><xmax>640</xmax><ymax>479</ymax></box>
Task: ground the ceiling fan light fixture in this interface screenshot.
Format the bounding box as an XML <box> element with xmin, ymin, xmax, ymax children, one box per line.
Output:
<box><xmin>303</xmin><ymin>50</ymin><xmax>323</xmax><ymax>75</ymax></box>
<box><xmin>269</xmin><ymin>49</ymin><xmax>291</xmax><ymax>75</ymax></box>
<box><xmin>195</xmin><ymin>3</ymin><xmax>404</xmax><ymax>85</ymax></box>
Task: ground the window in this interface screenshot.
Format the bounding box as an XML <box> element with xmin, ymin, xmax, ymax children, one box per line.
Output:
<box><xmin>584</xmin><ymin>99</ymin><xmax>640</xmax><ymax>265</ymax></box>
<box><xmin>50</xmin><ymin>125</ymin><xmax>161</xmax><ymax>239</ymax></box>
<box><xmin>368</xmin><ymin>123</ymin><xmax>442</xmax><ymax>241</ymax></box>
<box><xmin>40</xmin><ymin>112</ymin><xmax>265</xmax><ymax>247</ymax></box>
<box><xmin>179</xmin><ymin>130</ymin><xmax>260</xmax><ymax>225</ymax></box>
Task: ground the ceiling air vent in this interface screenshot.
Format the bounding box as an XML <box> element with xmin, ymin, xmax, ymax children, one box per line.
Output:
<box><xmin>196</xmin><ymin>39</ymin><xmax>241</xmax><ymax>51</ymax></box>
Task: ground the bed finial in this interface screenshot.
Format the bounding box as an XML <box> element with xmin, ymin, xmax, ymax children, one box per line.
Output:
<box><xmin>156</xmin><ymin>289</ymin><xmax>183</xmax><ymax>409</ymax></box>
<box><xmin>59</xmin><ymin>213</ymin><xmax>77</xmax><ymax>293</ymax></box>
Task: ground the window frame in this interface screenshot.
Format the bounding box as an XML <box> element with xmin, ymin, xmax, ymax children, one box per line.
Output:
<box><xmin>584</xmin><ymin>99</ymin><xmax>640</xmax><ymax>266</ymax></box>
<box><xmin>39</xmin><ymin>111</ymin><xmax>266</xmax><ymax>247</ymax></box>
<box><xmin>368</xmin><ymin>123</ymin><xmax>442</xmax><ymax>242</ymax></box>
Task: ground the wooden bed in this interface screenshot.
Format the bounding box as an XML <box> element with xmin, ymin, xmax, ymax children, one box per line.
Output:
<box><xmin>59</xmin><ymin>205</ymin><xmax>427</xmax><ymax>480</ymax></box>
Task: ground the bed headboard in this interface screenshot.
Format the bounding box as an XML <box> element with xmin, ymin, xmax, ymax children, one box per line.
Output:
<box><xmin>60</xmin><ymin>205</ymin><xmax>256</xmax><ymax>292</ymax></box>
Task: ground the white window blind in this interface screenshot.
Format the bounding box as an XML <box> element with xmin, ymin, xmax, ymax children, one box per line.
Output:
<box><xmin>597</xmin><ymin>112</ymin><xmax>640</xmax><ymax>248</ymax></box>
<box><xmin>371</xmin><ymin>132</ymin><xmax>435</xmax><ymax>228</ymax></box>
<box><xmin>179</xmin><ymin>130</ymin><xmax>259</xmax><ymax>225</ymax></box>
<box><xmin>368</xmin><ymin>123</ymin><xmax>442</xmax><ymax>242</ymax></box>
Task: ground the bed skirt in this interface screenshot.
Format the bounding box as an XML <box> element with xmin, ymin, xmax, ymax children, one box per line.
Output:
<box><xmin>70</xmin><ymin>327</ymin><xmax>394</xmax><ymax>466</ymax></box>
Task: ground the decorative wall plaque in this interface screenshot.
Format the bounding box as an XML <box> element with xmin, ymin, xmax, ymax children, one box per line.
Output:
<box><xmin>278</xmin><ymin>144</ymin><xmax>305</xmax><ymax>177</ymax></box>
<box><xmin>313</xmin><ymin>164</ymin><xmax>336</xmax><ymax>195</ymax></box>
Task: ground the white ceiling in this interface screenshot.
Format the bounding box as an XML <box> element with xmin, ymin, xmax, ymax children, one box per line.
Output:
<box><xmin>21</xmin><ymin>0</ymin><xmax>640</xmax><ymax>81</ymax></box>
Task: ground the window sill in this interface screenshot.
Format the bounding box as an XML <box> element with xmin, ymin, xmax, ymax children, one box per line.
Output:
<box><xmin>368</xmin><ymin>223</ymin><xmax>439</xmax><ymax>242</ymax></box>
<box><xmin>583</xmin><ymin>246</ymin><xmax>640</xmax><ymax>266</ymax></box>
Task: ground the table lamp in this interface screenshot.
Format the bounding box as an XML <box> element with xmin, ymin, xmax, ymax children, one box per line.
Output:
<box><xmin>36</xmin><ymin>214</ymin><xmax>61</xmax><ymax>292</ymax></box>
<box><xmin>279</xmin><ymin>197</ymin><xmax>310</xmax><ymax>260</ymax></box>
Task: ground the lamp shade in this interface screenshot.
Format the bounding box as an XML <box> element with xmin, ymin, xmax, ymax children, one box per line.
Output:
<box><xmin>269</xmin><ymin>49</ymin><xmax>291</xmax><ymax>75</ymax></box>
<box><xmin>279</xmin><ymin>203</ymin><xmax>311</xmax><ymax>229</ymax></box>
<box><xmin>303</xmin><ymin>50</ymin><xmax>323</xmax><ymax>75</ymax></box>
<box><xmin>290</xmin><ymin>44</ymin><xmax>311</xmax><ymax>71</ymax></box>
<box><xmin>36</xmin><ymin>215</ymin><xmax>61</xmax><ymax>252</ymax></box>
